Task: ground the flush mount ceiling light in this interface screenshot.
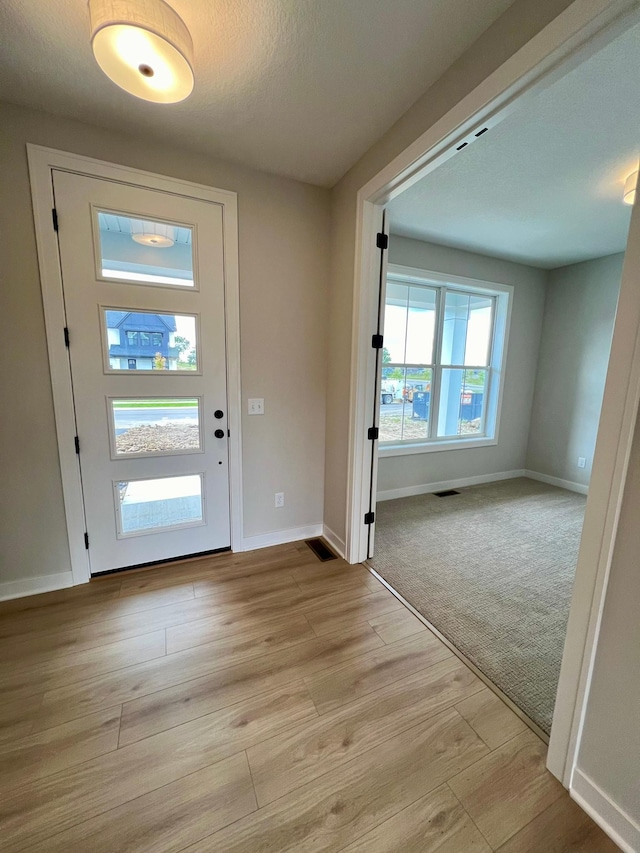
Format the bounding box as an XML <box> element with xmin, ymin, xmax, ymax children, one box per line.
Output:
<box><xmin>88</xmin><ymin>0</ymin><xmax>194</xmax><ymax>103</ymax></box>
<box><xmin>131</xmin><ymin>220</ymin><xmax>176</xmax><ymax>246</ymax></box>
<box><xmin>132</xmin><ymin>233</ymin><xmax>175</xmax><ymax>247</ymax></box>
<box><xmin>623</xmin><ymin>170</ymin><xmax>638</xmax><ymax>206</ymax></box>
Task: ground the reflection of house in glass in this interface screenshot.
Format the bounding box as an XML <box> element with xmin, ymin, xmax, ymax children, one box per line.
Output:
<box><xmin>106</xmin><ymin>311</ymin><xmax>180</xmax><ymax>370</ymax></box>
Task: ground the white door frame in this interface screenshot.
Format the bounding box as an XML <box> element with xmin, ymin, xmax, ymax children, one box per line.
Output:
<box><xmin>346</xmin><ymin>0</ymin><xmax>640</xmax><ymax>790</ymax></box>
<box><xmin>28</xmin><ymin>145</ymin><xmax>243</xmax><ymax>586</ymax></box>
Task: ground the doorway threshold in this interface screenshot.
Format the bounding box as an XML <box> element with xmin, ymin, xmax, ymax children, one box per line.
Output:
<box><xmin>364</xmin><ymin>559</ymin><xmax>549</xmax><ymax>745</ymax></box>
<box><xmin>91</xmin><ymin>546</ymin><xmax>232</xmax><ymax>580</ymax></box>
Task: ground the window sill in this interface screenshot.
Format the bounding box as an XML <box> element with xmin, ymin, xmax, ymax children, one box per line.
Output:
<box><xmin>379</xmin><ymin>437</ymin><xmax>498</xmax><ymax>458</ymax></box>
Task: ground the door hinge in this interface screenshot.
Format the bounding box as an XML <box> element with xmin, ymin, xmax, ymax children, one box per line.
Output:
<box><xmin>74</xmin><ymin>435</ymin><xmax>80</xmax><ymax>454</ymax></box>
<box><xmin>376</xmin><ymin>232</ymin><xmax>388</xmax><ymax>250</ymax></box>
<box><xmin>371</xmin><ymin>333</ymin><xmax>383</xmax><ymax>349</ymax></box>
<box><xmin>64</xmin><ymin>327</ymin><xmax>70</xmax><ymax>348</ymax></box>
<box><xmin>364</xmin><ymin>511</ymin><xmax>375</xmax><ymax>525</ymax></box>
<box><xmin>84</xmin><ymin>532</ymin><xmax>90</xmax><ymax>550</ymax></box>
<box><xmin>52</xmin><ymin>208</ymin><xmax>59</xmax><ymax>232</ymax></box>
<box><xmin>367</xmin><ymin>426</ymin><xmax>379</xmax><ymax>440</ymax></box>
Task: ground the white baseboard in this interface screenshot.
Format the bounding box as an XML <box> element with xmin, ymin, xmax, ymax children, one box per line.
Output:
<box><xmin>322</xmin><ymin>524</ymin><xmax>346</xmax><ymax>558</ymax></box>
<box><xmin>0</xmin><ymin>571</ymin><xmax>74</xmax><ymax>602</ymax></box>
<box><xmin>241</xmin><ymin>523</ymin><xmax>323</xmax><ymax>552</ymax></box>
<box><xmin>524</xmin><ymin>469</ymin><xmax>589</xmax><ymax>495</ymax></box>
<box><xmin>571</xmin><ymin>767</ymin><xmax>640</xmax><ymax>853</ymax></box>
<box><xmin>377</xmin><ymin>469</ymin><xmax>525</xmax><ymax>502</ymax></box>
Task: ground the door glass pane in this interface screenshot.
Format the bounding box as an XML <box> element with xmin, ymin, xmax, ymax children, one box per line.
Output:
<box><xmin>110</xmin><ymin>398</ymin><xmax>201</xmax><ymax>456</ymax></box>
<box><xmin>116</xmin><ymin>474</ymin><xmax>204</xmax><ymax>536</ymax></box>
<box><xmin>96</xmin><ymin>210</ymin><xmax>195</xmax><ymax>287</ymax></box>
<box><xmin>406</xmin><ymin>286</ymin><xmax>437</xmax><ymax>364</ymax></box>
<box><xmin>102</xmin><ymin>309</ymin><xmax>198</xmax><ymax>372</ymax></box>
<box><xmin>437</xmin><ymin>368</ymin><xmax>487</xmax><ymax>437</ymax></box>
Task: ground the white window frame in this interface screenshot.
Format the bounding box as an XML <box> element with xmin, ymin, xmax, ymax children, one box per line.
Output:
<box><xmin>380</xmin><ymin>264</ymin><xmax>513</xmax><ymax>458</ymax></box>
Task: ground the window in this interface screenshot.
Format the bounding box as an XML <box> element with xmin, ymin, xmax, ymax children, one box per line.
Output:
<box><xmin>114</xmin><ymin>474</ymin><xmax>204</xmax><ymax>537</ymax></box>
<box><xmin>102</xmin><ymin>309</ymin><xmax>199</xmax><ymax>373</ymax></box>
<box><xmin>127</xmin><ymin>331</ymin><xmax>162</xmax><ymax>347</ymax></box>
<box><xmin>108</xmin><ymin>397</ymin><xmax>202</xmax><ymax>458</ymax></box>
<box><xmin>379</xmin><ymin>267</ymin><xmax>510</xmax><ymax>451</ymax></box>
<box><xmin>95</xmin><ymin>210</ymin><xmax>196</xmax><ymax>289</ymax></box>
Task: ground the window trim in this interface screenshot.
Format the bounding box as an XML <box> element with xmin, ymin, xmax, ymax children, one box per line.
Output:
<box><xmin>379</xmin><ymin>265</ymin><xmax>513</xmax><ymax>457</ymax></box>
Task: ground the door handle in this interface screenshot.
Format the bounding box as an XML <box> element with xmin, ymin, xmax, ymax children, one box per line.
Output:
<box><xmin>214</xmin><ymin>429</ymin><xmax>225</xmax><ymax>439</ymax></box>
<box><xmin>214</xmin><ymin>410</ymin><xmax>224</xmax><ymax>419</ymax></box>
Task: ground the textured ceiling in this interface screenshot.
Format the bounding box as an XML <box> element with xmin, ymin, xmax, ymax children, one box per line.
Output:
<box><xmin>0</xmin><ymin>0</ymin><xmax>514</xmax><ymax>187</ymax></box>
<box><xmin>388</xmin><ymin>21</ymin><xmax>640</xmax><ymax>268</ymax></box>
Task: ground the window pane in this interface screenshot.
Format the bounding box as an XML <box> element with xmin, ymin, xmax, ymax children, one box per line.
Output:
<box><xmin>383</xmin><ymin>282</ymin><xmax>409</xmax><ymax>363</ymax></box>
<box><xmin>441</xmin><ymin>291</ymin><xmax>493</xmax><ymax>366</ymax></box>
<box><xmin>103</xmin><ymin>309</ymin><xmax>198</xmax><ymax>372</ymax></box>
<box><xmin>379</xmin><ymin>367</ymin><xmax>432</xmax><ymax>442</ymax></box>
<box><xmin>437</xmin><ymin>368</ymin><xmax>487</xmax><ymax>437</ymax></box>
<box><xmin>406</xmin><ymin>286</ymin><xmax>437</xmax><ymax>364</ymax></box>
<box><xmin>111</xmin><ymin>398</ymin><xmax>201</xmax><ymax>456</ymax></box>
<box><xmin>465</xmin><ymin>297</ymin><xmax>493</xmax><ymax>365</ymax></box>
<box><xmin>441</xmin><ymin>292</ymin><xmax>469</xmax><ymax>365</ymax></box>
<box><xmin>403</xmin><ymin>368</ymin><xmax>432</xmax><ymax>441</ymax></box>
<box><xmin>116</xmin><ymin>474</ymin><xmax>203</xmax><ymax>536</ymax></box>
<box><xmin>97</xmin><ymin>211</ymin><xmax>195</xmax><ymax>287</ymax></box>
<box><xmin>379</xmin><ymin>367</ymin><xmax>404</xmax><ymax>442</ymax></box>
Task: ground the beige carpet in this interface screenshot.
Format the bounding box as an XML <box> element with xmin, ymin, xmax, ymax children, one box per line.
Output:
<box><xmin>369</xmin><ymin>477</ymin><xmax>586</xmax><ymax>733</ymax></box>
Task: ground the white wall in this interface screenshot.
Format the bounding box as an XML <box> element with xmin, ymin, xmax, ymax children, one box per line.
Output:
<box><xmin>526</xmin><ymin>254</ymin><xmax>623</xmax><ymax>488</ymax></box>
<box><xmin>0</xmin><ymin>102</ymin><xmax>330</xmax><ymax>587</ymax></box>
<box><xmin>377</xmin><ymin>235</ymin><xmax>546</xmax><ymax>496</ymax></box>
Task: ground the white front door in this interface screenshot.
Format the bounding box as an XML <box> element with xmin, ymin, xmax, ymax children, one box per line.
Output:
<box><xmin>53</xmin><ymin>170</ymin><xmax>231</xmax><ymax>574</ymax></box>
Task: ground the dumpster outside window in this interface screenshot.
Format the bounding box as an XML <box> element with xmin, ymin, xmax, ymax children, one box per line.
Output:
<box><xmin>460</xmin><ymin>391</ymin><xmax>483</xmax><ymax>422</ymax></box>
<box><xmin>412</xmin><ymin>391</ymin><xmax>430</xmax><ymax>421</ymax></box>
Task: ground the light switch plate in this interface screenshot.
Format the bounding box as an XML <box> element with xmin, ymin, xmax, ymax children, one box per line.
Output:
<box><xmin>248</xmin><ymin>398</ymin><xmax>264</xmax><ymax>415</ymax></box>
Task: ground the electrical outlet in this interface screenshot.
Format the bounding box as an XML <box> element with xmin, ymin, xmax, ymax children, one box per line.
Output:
<box><xmin>275</xmin><ymin>492</ymin><xmax>285</xmax><ymax>508</ymax></box>
<box><xmin>248</xmin><ymin>398</ymin><xmax>264</xmax><ymax>415</ymax></box>
<box><xmin>578</xmin><ymin>457</ymin><xmax>586</xmax><ymax>469</ymax></box>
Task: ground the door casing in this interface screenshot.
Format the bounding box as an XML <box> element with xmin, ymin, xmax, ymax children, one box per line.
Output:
<box><xmin>345</xmin><ymin>0</ymin><xmax>640</xmax><ymax>796</ymax></box>
<box><xmin>28</xmin><ymin>145</ymin><xmax>243</xmax><ymax>585</ymax></box>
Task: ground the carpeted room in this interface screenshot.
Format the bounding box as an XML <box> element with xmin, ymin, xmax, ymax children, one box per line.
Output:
<box><xmin>368</xmin><ymin>25</ymin><xmax>636</xmax><ymax>736</ymax></box>
<box><xmin>371</xmin><ymin>478</ymin><xmax>586</xmax><ymax>733</ymax></box>
<box><xmin>370</xmin><ymin>245</ymin><xmax>624</xmax><ymax>735</ymax></box>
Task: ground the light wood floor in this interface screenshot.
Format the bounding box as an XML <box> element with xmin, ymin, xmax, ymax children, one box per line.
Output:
<box><xmin>0</xmin><ymin>542</ymin><xmax>618</xmax><ymax>852</ymax></box>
